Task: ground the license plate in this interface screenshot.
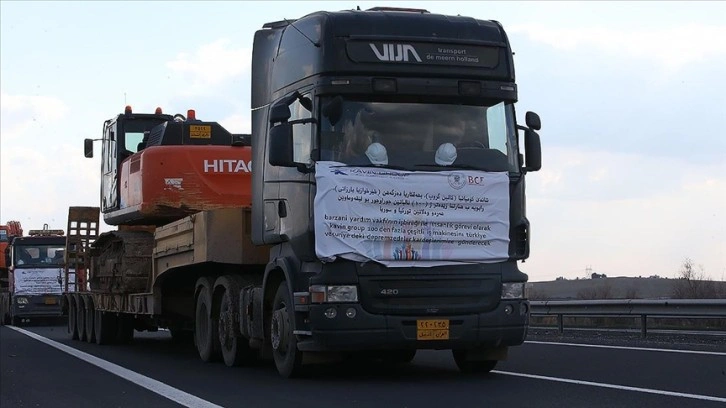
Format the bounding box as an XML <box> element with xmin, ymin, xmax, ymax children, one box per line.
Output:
<box><xmin>416</xmin><ymin>319</ymin><xmax>449</xmax><ymax>340</ymax></box>
<box><xmin>44</xmin><ymin>297</ymin><xmax>57</xmax><ymax>305</ymax></box>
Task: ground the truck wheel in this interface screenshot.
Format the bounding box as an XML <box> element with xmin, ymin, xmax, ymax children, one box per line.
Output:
<box><xmin>195</xmin><ymin>280</ymin><xmax>221</xmax><ymax>362</ymax></box>
<box><xmin>68</xmin><ymin>297</ymin><xmax>79</xmax><ymax>340</ymax></box>
<box><xmin>85</xmin><ymin>300</ymin><xmax>96</xmax><ymax>343</ymax></box>
<box><xmin>271</xmin><ymin>281</ymin><xmax>304</xmax><ymax>378</ymax></box>
<box><xmin>76</xmin><ymin>299</ymin><xmax>87</xmax><ymax>342</ymax></box>
<box><xmin>95</xmin><ymin>310</ymin><xmax>116</xmax><ymax>345</ymax></box>
<box><xmin>115</xmin><ymin>315</ymin><xmax>134</xmax><ymax>344</ymax></box>
<box><xmin>219</xmin><ymin>288</ymin><xmax>255</xmax><ymax>367</ymax></box>
<box><xmin>452</xmin><ymin>350</ymin><xmax>497</xmax><ymax>374</ymax></box>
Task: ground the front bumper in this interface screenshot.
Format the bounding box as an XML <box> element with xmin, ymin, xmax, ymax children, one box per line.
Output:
<box><xmin>296</xmin><ymin>299</ymin><xmax>529</xmax><ymax>352</ymax></box>
<box><xmin>13</xmin><ymin>295</ymin><xmax>63</xmax><ymax>319</ymax></box>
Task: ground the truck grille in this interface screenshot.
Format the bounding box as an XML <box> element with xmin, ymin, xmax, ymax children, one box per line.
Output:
<box><xmin>358</xmin><ymin>275</ymin><xmax>500</xmax><ymax>315</ymax></box>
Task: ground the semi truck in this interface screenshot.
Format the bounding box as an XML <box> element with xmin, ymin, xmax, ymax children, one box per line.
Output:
<box><xmin>64</xmin><ymin>6</ymin><xmax>543</xmax><ymax>378</ymax></box>
<box><xmin>1</xmin><ymin>224</ymin><xmax>67</xmax><ymax>325</ymax></box>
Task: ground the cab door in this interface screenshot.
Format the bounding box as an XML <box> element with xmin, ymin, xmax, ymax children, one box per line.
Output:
<box><xmin>101</xmin><ymin>120</ymin><xmax>119</xmax><ymax>212</ymax></box>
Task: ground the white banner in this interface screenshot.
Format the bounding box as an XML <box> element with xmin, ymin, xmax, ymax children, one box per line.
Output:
<box><xmin>13</xmin><ymin>268</ymin><xmax>65</xmax><ymax>295</ymax></box>
<box><xmin>314</xmin><ymin>161</ymin><xmax>510</xmax><ymax>267</ymax></box>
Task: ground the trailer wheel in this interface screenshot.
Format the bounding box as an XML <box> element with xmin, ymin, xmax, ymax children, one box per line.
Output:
<box><xmin>94</xmin><ymin>310</ymin><xmax>116</xmax><ymax>345</ymax></box>
<box><xmin>219</xmin><ymin>288</ymin><xmax>255</xmax><ymax>367</ymax></box>
<box><xmin>68</xmin><ymin>297</ymin><xmax>79</xmax><ymax>340</ymax></box>
<box><xmin>76</xmin><ymin>299</ymin><xmax>87</xmax><ymax>342</ymax></box>
<box><xmin>85</xmin><ymin>299</ymin><xmax>96</xmax><ymax>343</ymax></box>
<box><xmin>271</xmin><ymin>281</ymin><xmax>304</xmax><ymax>378</ymax></box>
<box><xmin>195</xmin><ymin>279</ymin><xmax>221</xmax><ymax>362</ymax></box>
<box><xmin>452</xmin><ymin>350</ymin><xmax>497</xmax><ymax>374</ymax></box>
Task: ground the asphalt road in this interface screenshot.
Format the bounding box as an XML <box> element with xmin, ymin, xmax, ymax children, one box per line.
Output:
<box><xmin>1</xmin><ymin>323</ymin><xmax>724</xmax><ymax>408</ymax></box>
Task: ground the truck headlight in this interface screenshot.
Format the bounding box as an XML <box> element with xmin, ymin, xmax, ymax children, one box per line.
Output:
<box><xmin>15</xmin><ymin>296</ymin><xmax>29</xmax><ymax>304</ymax></box>
<box><xmin>501</xmin><ymin>282</ymin><xmax>526</xmax><ymax>299</ymax></box>
<box><xmin>310</xmin><ymin>285</ymin><xmax>358</xmax><ymax>303</ymax></box>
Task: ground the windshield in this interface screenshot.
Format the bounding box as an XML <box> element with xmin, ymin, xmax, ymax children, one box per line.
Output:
<box><xmin>123</xmin><ymin>118</ymin><xmax>168</xmax><ymax>154</ymax></box>
<box><xmin>0</xmin><ymin>230</ymin><xmax>7</xmax><ymax>242</ymax></box>
<box><xmin>13</xmin><ymin>244</ymin><xmax>65</xmax><ymax>267</ymax></box>
<box><xmin>318</xmin><ymin>98</ymin><xmax>519</xmax><ymax>172</ymax></box>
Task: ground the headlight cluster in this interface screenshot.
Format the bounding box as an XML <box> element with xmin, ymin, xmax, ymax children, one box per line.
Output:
<box><xmin>501</xmin><ymin>282</ymin><xmax>526</xmax><ymax>299</ymax></box>
<box><xmin>310</xmin><ymin>285</ymin><xmax>358</xmax><ymax>303</ymax></box>
<box><xmin>15</xmin><ymin>296</ymin><xmax>29</xmax><ymax>304</ymax></box>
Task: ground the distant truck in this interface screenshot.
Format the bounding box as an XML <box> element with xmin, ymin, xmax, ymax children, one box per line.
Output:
<box><xmin>1</xmin><ymin>225</ymin><xmax>67</xmax><ymax>325</ymax></box>
<box><xmin>65</xmin><ymin>6</ymin><xmax>543</xmax><ymax>378</ymax></box>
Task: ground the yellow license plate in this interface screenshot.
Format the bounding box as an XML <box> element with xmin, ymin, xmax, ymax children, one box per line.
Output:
<box><xmin>416</xmin><ymin>319</ymin><xmax>449</xmax><ymax>340</ymax></box>
<box><xmin>189</xmin><ymin>125</ymin><xmax>211</xmax><ymax>139</ymax></box>
<box><xmin>44</xmin><ymin>297</ymin><xmax>57</xmax><ymax>305</ymax></box>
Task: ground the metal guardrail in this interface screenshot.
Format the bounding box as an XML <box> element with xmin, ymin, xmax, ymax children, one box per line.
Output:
<box><xmin>529</xmin><ymin>299</ymin><xmax>726</xmax><ymax>338</ymax></box>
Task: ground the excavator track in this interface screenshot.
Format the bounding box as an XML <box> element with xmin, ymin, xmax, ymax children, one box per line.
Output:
<box><xmin>89</xmin><ymin>230</ymin><xmax>154</xmax><ymax>293</ymax></box>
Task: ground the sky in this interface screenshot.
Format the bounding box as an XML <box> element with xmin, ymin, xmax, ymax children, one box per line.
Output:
<box><xmin>1</xmin><ymin>1</ymin><xmax>724</xmax><ymax>282</ymax></box>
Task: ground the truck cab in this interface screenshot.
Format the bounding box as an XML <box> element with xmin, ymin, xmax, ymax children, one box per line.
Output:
<box><xmin>250</xmin><ymin>7</ymin><xmax>542</xmax><ymax>374</ymax></box>
<box><xmin>5</xmin><ymin>228</ymin><xmax>67</xmax><ymax>324</ymax></box>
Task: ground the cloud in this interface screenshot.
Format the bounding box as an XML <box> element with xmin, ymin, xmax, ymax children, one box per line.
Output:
<box><xmin>523</xmin><ymin>147</ymin><xmax>726</xmax><ymax>281</ymax></box>
<box><xmin>166</xmin><ymin>38</ymin><xmax>251</xmax><ymax>93</ymax></box>
<box><xmin>0</xmin><ymin>92</ymin><xmax>104</xmax><ymax>231</ymax></box>
<box><xmin>509</xmin><ymin>23</ymin><xmax>726</xmax><ymax>73</ymax></box>
<box><xmin>219</xmin><ymin>112</ymin><xmax>251</xmax><ymax>134</ymax></box>
<box><xmin>0</xmin><ymin>93</ymin><xmax>69</xmax><ymax>142</ymax></box>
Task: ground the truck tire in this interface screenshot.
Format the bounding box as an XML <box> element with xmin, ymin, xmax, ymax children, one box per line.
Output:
<box><xmin>219</xmin><ymin>287</ymin><xmax>255</xmax><ymax>367</ymax></box>
<box><xmin>452</xmin><ymin>350</ymin><xmax>497</xmax><ymax>374</ymax></box>
<box><xmin>85</xmin><ymin>299</ymin><xmax>96</xmax><ymax>343</ymax></box>
<box><xmin>76</xmin><ymin>299</ymin><xmax>87</xmax><ymax>342</ymax></box>
<box><xmin>271</xmin><ymin>281</ymin><xmax>304</xmax><ymax>378</ymax></box>
<box><xmin>195</xmin><ymin>278</ymin><xmax>221</xmax><ymax>362</ymax></box>
<box><xmin>95</xmin><ymin>310</ymin><xmax>116</xmax><ymax>345</ymax></box>
<box><xmin>68</xmin><ymin>297</ymin><xmax>79</xmax><ymax>340</ymax></box>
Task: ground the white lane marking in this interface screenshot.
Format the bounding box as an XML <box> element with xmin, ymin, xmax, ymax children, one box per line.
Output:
<box><xmin>8</xmin><ymin>326</ymin><xmax>224</xmax><ymax>408</ymax></box>
<box><xmin>493</xmin><ymin>370</ymin><xmax>726</xmax><ymax>403</ymax></box>
<box><xmin>525</xmin><ymin>340</ymin><xmax>726</xmax><ymax>356</ymax></box>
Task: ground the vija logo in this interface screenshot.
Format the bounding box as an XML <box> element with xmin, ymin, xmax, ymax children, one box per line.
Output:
<box><xmin>369</xmin><ymin>43</ymin><xmax>422</xmax><ymax>62</ymax></box>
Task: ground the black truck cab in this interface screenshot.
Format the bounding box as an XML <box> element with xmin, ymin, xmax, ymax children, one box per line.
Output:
<box><xmin>250</xmin><ymin>7</ymin><xmax>542</xmax><ymax>373</ymax></box>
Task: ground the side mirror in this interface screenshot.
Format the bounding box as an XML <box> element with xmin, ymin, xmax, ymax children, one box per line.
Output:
<box><xmin>300</xmin><ymin>96</ymin><xmax>313</xmax><ymax>112</ymax></box>
<box><xmin>524</xmin><ymin>129</ymin><xmax>541</xmax><ymax>172</ymax></box>
<box><xmin>269</xmin><ymin>123</ymin><xmax>295</xmax><ymax>167</ymax></box>
<box><xmin>525</xmin><ymin>111</ymin><xmax>541</xmax><ymax>131</ymax></box>
<box><xmin>269</xmin><ymin>91</ymin><xmax>306</xmax><ymax>124</ymax></box>
<box><xmin>269</xmin><ymin>103</ymin><xmax>292</xmax><ymax>124</ymax></box>
<box><xmin>84</xmin><ymin>138</ymin><xmax>94</xmax><ymax>158</ymax></box>
<box><xmin>323</xmin><ymin>96</ymin><xmax>344</xmax><ymax>127</ymax></box>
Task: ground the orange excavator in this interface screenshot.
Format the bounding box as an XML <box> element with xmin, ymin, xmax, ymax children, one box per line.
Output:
<box><xmin>86</xmin><ymin>106</ymin><xmax>252</xmax><ymax>226</ymax></box>
<box><xmin>1</xmin><ymin>221</ymin><xmax>23</xmax><ymax>287</ymax></box>
<box><xmin>77</xmin><ymin>106</ymin><xmax>252</xmax><ymax>294</ymax></box>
